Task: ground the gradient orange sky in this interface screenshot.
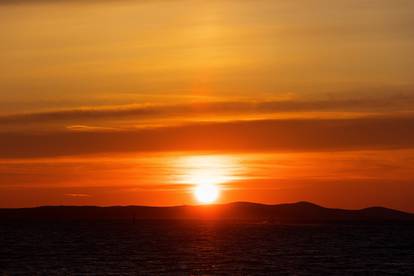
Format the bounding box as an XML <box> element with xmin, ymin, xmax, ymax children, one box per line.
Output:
<box><xmin>1</xmin><ymin>0</ymin><xmax>414</xmax><ymax>210</ymax></box>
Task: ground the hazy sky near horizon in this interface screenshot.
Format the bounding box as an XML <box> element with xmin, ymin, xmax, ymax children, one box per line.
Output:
<box><xmin>1</xmin><ymin>0</ymin><xmax>414</xmax><ymax>210</ymax></box>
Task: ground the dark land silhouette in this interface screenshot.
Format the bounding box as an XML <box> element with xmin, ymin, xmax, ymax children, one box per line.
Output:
<box><xmin>1</xmin><ymin>201</ymin><xmax>413</xmax><ymax>222</ymax></box>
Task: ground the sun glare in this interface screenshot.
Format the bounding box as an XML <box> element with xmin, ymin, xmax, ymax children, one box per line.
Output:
<box><xmin>174</xmin><ymin>155</ymin><xmax>242</xmax><ymax>204</ymax></box>
<box><xmin>194</xmin><ymin>184</ymin><xmax>219</xmax><ymax>204</ymax></box>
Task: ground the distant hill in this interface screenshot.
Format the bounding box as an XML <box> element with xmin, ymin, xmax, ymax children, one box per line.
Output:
<box><xmin>1</xmin><ymin>202</ymin><xmax>413</xmax><ymax>223</ymax></box>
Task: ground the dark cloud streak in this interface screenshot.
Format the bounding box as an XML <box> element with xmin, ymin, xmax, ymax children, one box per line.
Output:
<box><xmin>1</xmin><ymin>117</ymin><xmax>414</xmax><ymax>158</ymax></box>
<box><xmin>0</xmin><ymin>0</ymin><xmax>131</xmax><ymax>5</ymax></box>
<box><xmin>1</xmin><ymin>97</ymin><xmax>413</xmax><ymax>126</ymax></box>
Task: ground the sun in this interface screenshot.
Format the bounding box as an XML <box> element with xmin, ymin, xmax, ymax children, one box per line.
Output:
<box><xmin>194</xmin><ymin>184</ymin><xmax>219</xmax><ymax>204</ymax></box>
<box><xmin>174</xmin><ymin>155</ymin><xmax>241</xmax><ymax>204</ymax></box>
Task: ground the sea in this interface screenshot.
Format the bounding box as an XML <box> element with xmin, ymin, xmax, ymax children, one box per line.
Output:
<box><xmin>0</xmin><ymin>220</ymin><xmax>413</xmax><ymax>275</ymax></box>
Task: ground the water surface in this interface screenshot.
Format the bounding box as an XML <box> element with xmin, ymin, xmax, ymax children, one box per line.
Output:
<box><xmin>1</xmin><ymin>221</ymin><xmax>413</xmax><ymax>275</ymax></box>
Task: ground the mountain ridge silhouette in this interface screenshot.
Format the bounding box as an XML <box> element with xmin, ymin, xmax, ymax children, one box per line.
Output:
<box><xmin>1</xmin><ymin>201</ymin><xmax>413</xmax><ymax>222</ymax></box>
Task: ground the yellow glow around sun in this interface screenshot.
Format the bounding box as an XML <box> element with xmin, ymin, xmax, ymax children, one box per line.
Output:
<box><xmin>174</xmin><ymin>155</ymin><xmax>241</xmax><ymax>204</ymax></box>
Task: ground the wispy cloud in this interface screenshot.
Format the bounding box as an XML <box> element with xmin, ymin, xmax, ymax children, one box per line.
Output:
<box><xmin>65</xmin><ymin>193</ymin><xmax>91</xmax><ymax>198</ymax></box>
<box><xmin>1</xmin><ymin>96</ymin><xmax>413</xmax><ymax>128</ymax></box>
<box><xmin>1</xmin><ymin>116</ymin><xmax>414</xmax><ymax>158</ymax></box>
<box><xmin>0</xmin><ymin>0</ymin><xmax>128</xmax><ymax>5</ymax></box>
<box><xmin>65</xmin><ymin>125</ymin><xmax>122</xmax><ymax>132</ymax></box>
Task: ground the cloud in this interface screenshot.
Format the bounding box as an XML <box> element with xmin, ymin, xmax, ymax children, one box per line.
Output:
<box><xmin>1</xmin><ymin>96</ymin><xmax>414</xmax><ymax>127</ymax></box>
<box><xmin>1</xmin><ymin>116</ymin><xmax>414</xmax><ymax>158</ymax></box>
<box><xmin>65</xmin><ymin>125</ymin><xmax>122</xmax><ymax>132</ymax></box>
<box><xmin>65</xmin><ymin>193</ymin><xmax>91</xmax><ymax>198</ymax></box>
<box><xmin>0</xmin><ymin>0</ymin><xmax>127</xmax><ymax>5</ymax></box>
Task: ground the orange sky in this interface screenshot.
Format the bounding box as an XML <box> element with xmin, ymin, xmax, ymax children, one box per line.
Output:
<box><xmin>1</xmin><ymin>0</ymin><xmax>414</xmax><ymax>210</ymax></box>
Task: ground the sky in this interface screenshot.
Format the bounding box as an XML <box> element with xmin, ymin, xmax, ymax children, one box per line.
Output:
<box><xmin>1</xmin><ymin>0</ymin><xmax>414</xmax><ymax>210</ymax></box>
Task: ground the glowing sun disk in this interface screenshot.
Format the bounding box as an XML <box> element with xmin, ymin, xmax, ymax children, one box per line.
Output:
<box><xmin>194</xmin><ymin>184</ymin><xmax>219</xmax><ymax>204</ymax></box>
<box><xmin>175</xmin><ymin>155</ymin><xmax>242</xmax><ymax>204</ymax></box>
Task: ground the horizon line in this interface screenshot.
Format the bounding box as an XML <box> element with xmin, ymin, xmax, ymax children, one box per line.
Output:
<box><xmin>2</xmin><ymin>201</ymin><xmax>412</xmax><ymax>214</ymax></box>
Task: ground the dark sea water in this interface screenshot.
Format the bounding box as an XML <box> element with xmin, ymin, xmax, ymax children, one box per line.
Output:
<box><xmin>0</xmin><ymin>221</ymin><xmax>413</xmax><ymax>275</ymax></box>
